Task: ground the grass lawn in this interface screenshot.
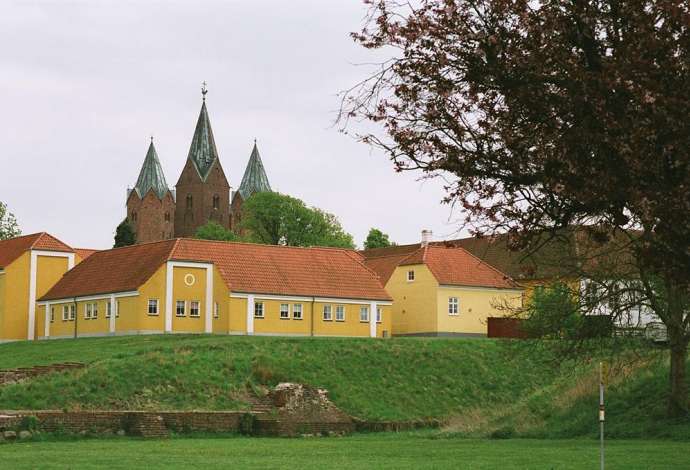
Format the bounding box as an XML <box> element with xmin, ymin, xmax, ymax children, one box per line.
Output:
<box><xmin>1</xmin><ymin>434</ymin><xmax>688</xmax><ymax>469</ymax></box>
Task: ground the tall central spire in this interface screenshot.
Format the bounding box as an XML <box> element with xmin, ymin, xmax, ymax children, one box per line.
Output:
<box><xmin>186</xmin><ymin>85</ymin><xmax>219</xmax><ymax>180</ymax></box>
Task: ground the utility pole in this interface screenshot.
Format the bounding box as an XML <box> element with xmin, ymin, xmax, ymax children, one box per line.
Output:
<box><xmin>599</xmin><ymin>362</ymin><xmax>604</xmax><ymax>470</ymax></box>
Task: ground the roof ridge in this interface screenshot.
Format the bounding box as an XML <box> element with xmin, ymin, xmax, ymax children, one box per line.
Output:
<box><xmin>342</xmin><ymin>250</ymin><xmax>387</xmax><ymax>285</ymax></box>
<box><xmin>176</xmin><ymin>237</ymin><xmax>358</xmax><ymax>254</ymax></box>
<box><xmin>96</xmin><ymin>238</ymin><xmax>177</xmax><ymax>255</ymax></box>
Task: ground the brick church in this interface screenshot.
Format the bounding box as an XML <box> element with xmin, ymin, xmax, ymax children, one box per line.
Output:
<box><xmin>125</xmin><ymin>88</ymin><xmax>272</xmax><ymax>243</ymax></box>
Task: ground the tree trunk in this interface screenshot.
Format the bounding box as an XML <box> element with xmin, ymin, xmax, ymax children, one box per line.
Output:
<box><xmin>667</xmin><ymin>332</ymin><xmax>688</xmax><ymax>417</ymax></box>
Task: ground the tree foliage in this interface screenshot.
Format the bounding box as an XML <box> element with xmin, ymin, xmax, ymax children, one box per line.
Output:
<box><xmin>364</xmin><ymin>227</ymin><xmax>394</xmax><ymax>249</ymax></box>
<box><xmin>240</xmin><ymin>192</ymin><xmax>355</xmax><ymax>248</ymax></box>
<box><xmin>343</xmin><ymin>0</ymin><xmax>690</xmax><ymax>416</ymax></box>
<box><xmin>113</xmin><ymin>219</ymin><xmax>136</xmax><ymax>248</ymax></box>
<box><xmin>195</xmin><ymin>221</ymin><xmax>238</xmax><ymax>242</ymax></box>
<box><xmin>0</xmin><ymin>201</ymin><xmax>21</xmax><ymax>240</ymax></box>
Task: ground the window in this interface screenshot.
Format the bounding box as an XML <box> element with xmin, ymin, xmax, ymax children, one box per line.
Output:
<box><xmin>131</xmin><ymin>212</ymin><xmax>137</xmax><ymax>222</ymax></box>
<box><xmin>70</xmin><ymin>305</ymin><xmax>76</xmax><ymax>320</ymax></box>
<box><xmin>407</xmin><ymin>270</ymin><xmax>415</xmax><ymax>281</ymax></box>
<box><xmin>280</xmin><ymin>303</ymin><xmax>290</xmax><ymax>319</ymax></box>
<box><xmin>186</xmin><ymin>194</ymin><xmax>193</xmax><ymax>209</ymax></box>
<box><xmin>85</xmin><ymin>303</ymin><xmax>93</xmax><ymax>320</ymax></box>
<box><xmin>62</xmin><ymin>305</ymin><xmax>69</xmax><ymax>321</ymax></box>
<box><xmin>448</xmin><ymin>297</ymin><xmax>459</xmax><ymax>316</ymax></box>
<box><xmin>254</xmin><ymin>302</ymin><xmax>264</xmax><ymax>318</ymax></box>
<box><xmin>335</xmin><ymin>305</ymin><xmax>345</xmax><ymax>322</ymax></box>
<box><xmin>376</xmin><ymin>307</ymin><xmax>382</xmax><ymax>323</ymax></box>
<box><xmin>214</xmin><ymin>302</ymin><xmax>219</xmax><ymax>319</ymax></box>
<box><xmin>92</xmin><ymin>303</ymin><xmax>98</xmax><ymax>319</ymax></box>
<box><xmin>106</xmin><ymin>302</ymin><xmax>112</xmax><ymax>318</ymax></box>
<box><xmin>293</xmin><ymin>304</ymin><xmax>303</xmax><ymax>320</ymax></box>
<box><xmin>50</xmin><ymin>307</ymin><xmax>55</xmax><ymax>323</ymax></box>
<box><xmin>116</xmin><ymin>301</ymin><xmax>120</xmax><ymax>318</ymax></box>
<box><xmin>213</xmin><ymin>195</ymin><xmax>220</xmax><ymax>210</ymax></box>
<box><xmin>190</xmin><ymin>301</ymin><xmax>201</xmax><ymax>317</ymax></box>
<box><xmin>176</xmin><ymin>300</ymin><xmax>186</xmax><ymax>317</ymax></box>
<box><xmin>322</xmin><ymin>305</ymin><xmax>332</xmax><ymax>321</ymax></box>
<box><xmin>360</xmin><ymin>306</ymin><xmax>369</xmax><ymax>322</ymax></box>
<box><xmin>148</xmin><ymin>299</ymin><xmax>159</xmax><ymax>316</ymax></box>
<box><xmin>164</xmin><ymin>212</ymin><xmax>170</xmax><ymax>222</ymax></box>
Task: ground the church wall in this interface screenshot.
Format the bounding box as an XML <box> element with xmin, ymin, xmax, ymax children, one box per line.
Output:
<box><xmin>127</xmin><ymin>190</ymin><xmax>175</xmax><ymax>244</ymax></box>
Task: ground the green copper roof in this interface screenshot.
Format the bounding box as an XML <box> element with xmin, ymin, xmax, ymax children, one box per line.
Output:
<box><xmin>186</xmin><ymin>100</ymin><xmax>219</xmax><ymax>180</ymax></box>
<box><xmin>238</xmin><ymin>142</ymin><xmax>272</xmax><ymax>199</ymax></box>
<box><xmin>133</xmin><ymin>141</ymin><xmax>170</xmax><ymax>200</ymax></box>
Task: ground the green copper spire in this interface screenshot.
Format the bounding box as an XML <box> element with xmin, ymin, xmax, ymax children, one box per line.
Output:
<box><xmin>186</xmin><ymin>86</ymin><xmax>219</xmax><ymax>181</ymax></box>
<box><xmin>238</xmin><ymin>140</ymin><xmax>272</xmax><ymax>199</ymax></box>
<box><xmin>133</xmin><ymin>140</ymin><xmax>170</xmax><ymax>199</ymax></box>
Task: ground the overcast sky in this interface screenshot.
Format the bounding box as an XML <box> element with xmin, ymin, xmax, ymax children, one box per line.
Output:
<box><xmin>0</xmin><ymin>1</ymin><xmax>466</xmax><ymax>249</ymax></box>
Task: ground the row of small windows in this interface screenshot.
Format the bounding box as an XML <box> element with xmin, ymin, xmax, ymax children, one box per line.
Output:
<box><xmin>185</xmin><ymin>195</ymin><xmax>222</xmax><ymax>210</ymax></box>
<box><xmin>148</xmin><ymin>299</ymin><xmax>220</xmax><ymax>319</ymax></box>
<box><xmin>130</xmin><ymin>212</ymin><xmax>171</xmax><ymax>223</ymax></box>
<box><xmin>52</xmin><ymin>302</ymin><xmax>119</xmax><ymax>322</ymax></box>
<box><xmin>253</xmin><ymin>303</ymin><xmax>382</xmax><ymax>323</ymax></box>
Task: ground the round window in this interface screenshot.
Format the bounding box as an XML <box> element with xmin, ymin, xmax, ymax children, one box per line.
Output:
<box><xmin>184</xmin><ymin>274</ymin><xmax>196</xmax><ymax>286</ymax></box>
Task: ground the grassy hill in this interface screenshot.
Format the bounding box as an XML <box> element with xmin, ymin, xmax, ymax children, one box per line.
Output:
<box><xmin>0</xmin><ymin>335</ymin><xmax>687</xmax><ymax>439</ymax></box>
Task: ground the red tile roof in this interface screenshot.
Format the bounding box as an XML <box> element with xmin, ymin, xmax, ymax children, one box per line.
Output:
<box><xmin>74</xmin><ymin>248</ymin><xmax>99</xmax><ymax>261</ymax></box>
<box><xmin>171</xmin><ymin>239</ymin><xmax>391</xmax><ymax>301</ymax></box>
<box><xmin>41</xmin><ymin>239</ymin><xmax>391</xmax><ymax>302</ymax></box>
<box><xmin>361</xmin><ymin>244</ymin><xmax>519</xmax><ymax>289</ymax></box>
<box><xmin>41</xmin><ymin>240</ymin><xmax>177</xmax><ymax>301</ymax></box>
<box><xmin>0</xmin><ymin>233</ymin><xmax>73</xmax><ymax>269</ymax></box>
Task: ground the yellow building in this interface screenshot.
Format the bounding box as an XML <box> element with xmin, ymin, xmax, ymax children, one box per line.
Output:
<box><xmin>362</xmin><ymin>235</ymin><xmax>523</xmax><ymax>337</ymax></box>
<box><xmin>0</xmin><ymin>233</ymin><xmax>96</xmax><ymax>342</ymax></box>
<box><xmin>35</xmin><ymin>238</ymin><xmax>392</xmax><ymax>340</ymax></box>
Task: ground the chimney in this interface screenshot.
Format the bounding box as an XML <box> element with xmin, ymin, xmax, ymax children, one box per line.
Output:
<box><xmin>421</xmin><ymin>230</ymin><xmax>433</xmax><ymax>247</ymax></box>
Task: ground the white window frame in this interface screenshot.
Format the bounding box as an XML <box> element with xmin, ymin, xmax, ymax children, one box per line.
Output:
<box><xmin>106</xmin><ymin>302</ymin><xmax>112</xmax><ymax>318</ymax></box>
<box><xmin>148</xmin><ymin>299</ymin><xmax>159</xmax><ymax>316</ymax></box>
<box><xmin>335</xmin><ymin>305</ymin><xmax>345</xmax><ymax>322</ymax></box>
<box><xmin>176</xmin><ymin>300</ymin><xmax>186</xmax><ymax>317</ymax></box>
<box><xmin>92</xmin><ymin>302</ymin><xmax>98</xmax><ymax>319</ymax></box>
<box><xmin>322</xmin><ymin>305</ymin><xmax>332</xmax><ymax>321</ymax></box>
<box><xmin>293</xmin><ymin>303</ymin><xmax>303</xmax><ymax>320</ymax></box>
<box><xmin>280</xmin><ymin>303</ymin><xmax>290</xmax><ymax>320</ymax></box>
<box><xmin>254</xmin><ymin>301</ymin><xmax>264</xmax><ymax>318</ymax></box>
<box><xmin>448</xmin><ymin>297</ymin><xmax>459</xmax><ymax>316</ymax></box>
<box><xmin>85</xmin><ymin>303</ymin><xmax>92</xmax><ymax>320</ymax></box>
<box><xmin>213</xmin><ymin>302</ymin><xmax>219</xmax><ymax>319</ymax></box>
<box><xmin>69</xmin><ymin>305</ymin><xmax>76</xmax><ymax>320</ymax></box>
<box><xmin>376</xmin><ymin>307</ymin><xmax>382</xmax><ymax>323</ymax></box>
<box><xmin>360</xmin><ymin>306</ymin><xmax>369</xmax><ymax>322</ymax></box>
<box><xmin>407</xmin><ymin>270</ymin><xmax>415</xmax><ymax>282</ymax></box>
<box><xmin>50</xmin><ymin>307</ymin><xmax>55</xmax><ymax>323</ymax></box>
<box><xmin>190</xmin><ymin>300</ymin><xmax>201</xmax><ymax>318</ymax></box>
<box><xmin>62</xmin><ymin>305</ymin><xmax>69</xmax><ymax>321</ymax></box>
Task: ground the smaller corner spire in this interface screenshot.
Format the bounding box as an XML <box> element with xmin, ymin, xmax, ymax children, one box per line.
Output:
<box><xmin>201</xmin><ymin>81</ymin><xmax>208</xmax><ymax>102</ymax></box>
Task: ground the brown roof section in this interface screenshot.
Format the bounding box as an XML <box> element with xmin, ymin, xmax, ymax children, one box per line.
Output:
<box><xmin>0</xmin><ymin>233</ymin><xmax>73</xmax><ymax>269</ymax></box>
<box><xmin>171</xmin><ymin>239</ymin><xmax>391</xmax><ymax>301</ymax></box>
<box><xmin>74</xmin><ymin>248</ymin><xmax>99</xmax><ymax>261</ymax></box>
<box><xmin>41</xmin><ymin>240</ymin><xmax>177</xmax><ymax>301</ymax></box>
<box><xmin>41</xmin><ymin>239</ymin><xmax>391</xmax><ymax>302</ymax></box>
<box><xmin>358</xmin><ymin>245</ymin><xmax>421</xmax><ymax>284</ymax></box>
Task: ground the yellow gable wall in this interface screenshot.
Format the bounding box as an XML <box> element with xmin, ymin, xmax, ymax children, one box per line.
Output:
<box><xmin>0</xmin><ymin>252</ymin><xmax>31</xmax><ymax>340</ymax></box>
<box><xmin>384</xmin><ymin>264</ymin><xmax>439</xmax><ymax>335</ymax></box>
<box><xmin>435</xmin><ymin>286</ymin><xmax>523</xmax><ymax>335</ymax></box>
<box><xmin>33</xmin><ymin>255</ymin><xmax>72</xmax><ymax>338</ymax></box>
<box><xmin>171</xmin><ymin>266</ymin><xmax>208</xmax><ymax>333</ymax></box>
<box><xmin>135</xmin><ymin>264</ymin><xmax>166</xmax><ymax>333</ymax></box>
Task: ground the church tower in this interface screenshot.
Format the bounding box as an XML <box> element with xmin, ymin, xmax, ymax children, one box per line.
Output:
<box><xmin>174</xmin><ymin>87</ymin><xmax>231</xmax><ymax>237</ymax></box>
<box><xmin>126</xmin><ymin>140</ymin><xmax>176</xmax><ymax>243</ymax></box>
<box><xmin>230</xmin><ymin>140</ymin><xmax>272</xmax><ymax>230</ymax></box>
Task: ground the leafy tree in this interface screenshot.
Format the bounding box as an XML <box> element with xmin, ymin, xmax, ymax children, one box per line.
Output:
<box><xmin>113</xmin><ymin>219</ymin><xmax>136</xmax><ymax>248</ymax></box>
<box><xmin>364</xmin><ymin>228</ymin><xmax>393</xmax><ymax>250</ymax></box>
<box><xmin>0</xmin><ymin>201</ymin><xmax>21</xmax><ymax>240</ymax></box>
<box><xmin>195</xmin><ymin>221</ymin><xmax>238</xmax><ymax>242</ymax></box>
<box><xmin>240</xmin><ymin>192</ymin><xmax>355</xmax><ymax>248</ymax></box>
<box><xmin>343</xmin><ymin>1</ymin><xmax>690</xmax><ymax>416</ymax></box>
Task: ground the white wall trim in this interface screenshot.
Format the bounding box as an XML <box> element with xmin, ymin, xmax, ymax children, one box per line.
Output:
<box><xmin>246</xmin><ymin>294</ymin><xmax>255</xmax><ymax>335</ymax></box>
<box><xmin>369</xmin><ymin>301</ymin><xmax>378</xmax><ymax>338</ymax></box>
<box><xmin>165</xmin><ymin>262</ymin><xmax>173</xmax><ymax>333</ymax></box>
<box><xmin>315</xmin><ymin>297</ymin><xmax>392</xmax><ymax>306</ymax></box>
<box><xmin>44</xmin><ymin>302</ymin><xmax>51</xmax><ymax>338</ymax></box>
<box><xmin>28</xmin><ymin>250</ymin><xmax>76</xmax><ymax>340</ymax></box>
<box><xmin>438</xmin><ymin>284</ymin><xmax>523</xmax><ymax>293</ymax></box>
<box><xmin>205</xmin><ymin>266</ymin><xmax>213</xmax><ymax>333</ymax></box>
<box><xmin>109</xmin><ymin>295</ymin><xmax>116</xmax><ymax>334</ymax></box>
<box><xmin>230</xmin><ymin>292</ymin><xmax>313</xmax><ymax>302</ymax></box>
<box><xmin>166</xmin><ymin>261</ymin><xmax>214</xmax><ymax>334</ymax></box>
<box><xmin>37</xmin><ymin>291</ymin><xmax>139</xmax><ymax>306</ymax></box>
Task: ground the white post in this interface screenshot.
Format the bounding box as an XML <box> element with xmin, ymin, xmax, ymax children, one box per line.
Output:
<box><xmin>205</xmin><ymin>267</ymin><xmax>213</xmax><ymax>334</ymax></box>
<box><xmin>165</xmin><ymin>261</ymin><xmax>173</xmax><ymax>333</ymax></box>
<box><xmin>27</xmin><ymin>252</ymin><xmax>38</xmax><ymax>340</ymax></box>
<box><xmin>109</xmin><ymin>295</ymin><xmax>116</xmax><ymax>334</ymax></box>
<box><xmin>44</xmin><ymin>302</ymin><xmax>51</xmax><ymax>339</ymax></box>
<box><xmin>369</xmin><ymin>301</ymin><xmax>378</xmax><ymax>338</ymax></box>
<box><xmin>246</xmin><ymin>294</ymin><xmax>255</xmax><ymax>335</ymax></box>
